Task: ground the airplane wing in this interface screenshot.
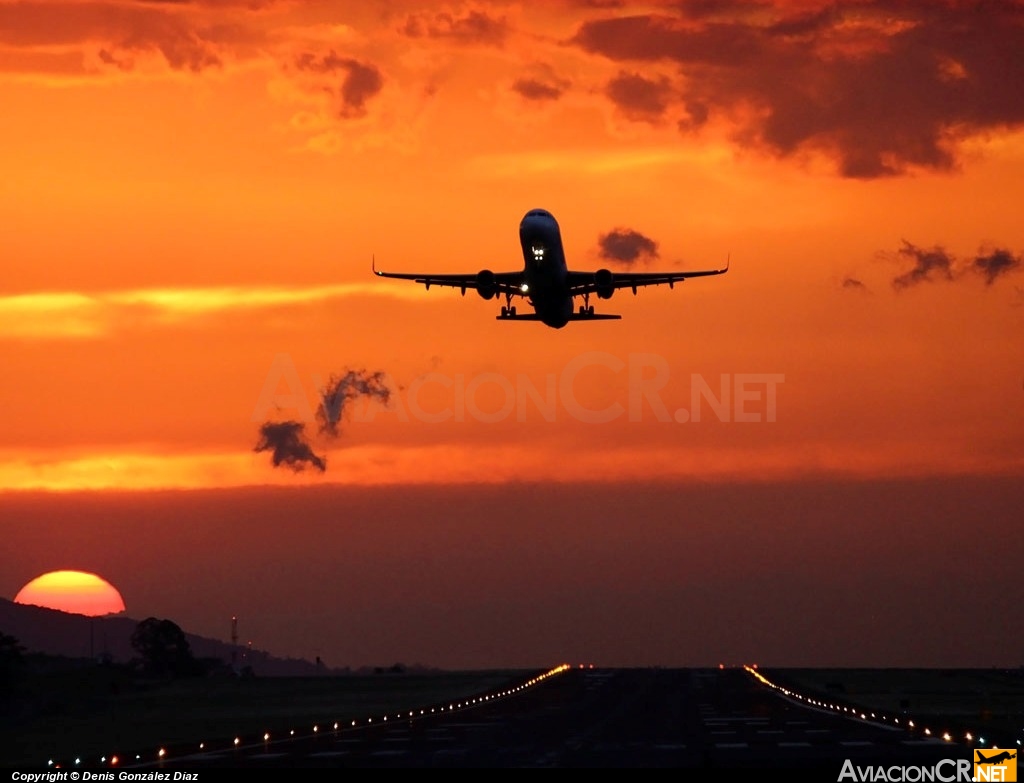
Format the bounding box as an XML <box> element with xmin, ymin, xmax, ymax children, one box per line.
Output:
<box><xmin>373</xmin><ymin>259</ymin><xmax>527</xmax><ymax>297</ymax></box>
<box><xmin>565</xmin><ymin>257</ymin><xmax>730</xmax><ymax>296</ymax></box>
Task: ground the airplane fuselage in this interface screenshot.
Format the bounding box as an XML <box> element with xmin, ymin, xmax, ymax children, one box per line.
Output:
<box><xmin>373</xmin><ymin>207</ymin><xmax>728</xmax><ymax>327</ymax></box>
<box><xmin>518</xmin><ymin>208</ymin><xmax>573</xmax><ymax>328</ymax></box>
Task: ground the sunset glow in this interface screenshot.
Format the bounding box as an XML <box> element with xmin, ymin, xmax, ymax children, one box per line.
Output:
<box><xmin>1</xmin><ymin>1</ymin><xmax>1022</xmax><ymax>670</ymax></box>
<box><xmin>0</xmin><ymin>0</ymin><xmax>1019</xmax><ymax>492</ymax></box>
<box><xmin>14</xmin><ymin>570</ymin><xmax>126</xmax><ymax>617</ymax></box>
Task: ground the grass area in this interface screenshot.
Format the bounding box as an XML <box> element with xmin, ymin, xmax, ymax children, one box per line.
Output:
<box><xmin>1</xmin><ymin>662</ymin><xmax>529</xmax><ymax>767</ymax></box>
<box><xmin>766</xmin><ymin>668</ymin><xmax>1024</xmax><ymax>748</ymax></box>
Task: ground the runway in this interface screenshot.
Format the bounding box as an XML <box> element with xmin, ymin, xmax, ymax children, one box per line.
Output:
<box><xmin>139</xmin><ymin>667</ymin><xmax>975</xmax><ymax>769</ymax></box>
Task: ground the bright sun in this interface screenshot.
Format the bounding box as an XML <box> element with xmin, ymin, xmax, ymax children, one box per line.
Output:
<box><xmin>14</xmin><ymin>570</ymin><xmax>126</xmax><ymax>617</ymax></box>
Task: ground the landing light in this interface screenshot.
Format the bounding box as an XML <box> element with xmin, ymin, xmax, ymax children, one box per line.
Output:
<box><xmin>520</xmin><ymin>284</ymin><xmax>529</xmax><ymax>293</ymax></box>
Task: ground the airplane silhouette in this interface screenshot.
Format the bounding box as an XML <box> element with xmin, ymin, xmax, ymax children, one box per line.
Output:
<box><xmin>373</xmin><ymin>208</ymin><xmax>729</xmax><ymax>329</ymax></box>
<box><xmin>977</xmin><ymin>751</ymin><xmax>1017</xmax><ymax>764</ymax></box>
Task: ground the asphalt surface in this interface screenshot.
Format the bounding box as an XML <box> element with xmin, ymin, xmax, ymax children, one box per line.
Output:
<box><xmin>142</xmin><ymin>667</ymin><xmax>975</xmax><ymax>770</ymax></box>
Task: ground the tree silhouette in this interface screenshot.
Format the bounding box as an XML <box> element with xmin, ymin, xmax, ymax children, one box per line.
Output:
<box><xmin>0</xmin><ymin>631</ymin><xmax>25</xmax><ymax>692</ymax></box>
<box><xmin>130</xmin><ymin>617</ymin><xmax>195</xmax><ymax>677</ymax></box>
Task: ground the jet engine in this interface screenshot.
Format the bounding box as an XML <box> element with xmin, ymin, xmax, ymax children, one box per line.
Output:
<box><xmin>476</xmin><ymin>269</ymin><xmax>497</xmax><ymax>300</ymax></box>
<box><xmin>595</xmin><ymin>268</ymin><xmax>615</xmax><ymax>299</ymax></box>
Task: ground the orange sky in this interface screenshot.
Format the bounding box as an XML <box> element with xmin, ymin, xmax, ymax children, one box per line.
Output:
<box><xmin>1</xmin><ymin>1</ymin><xmax>1022</xmax><ymax>668</ymax></box>
<box><xmin>1</xmin><ymin>0</ymin><xmax>1021</xmax><ymax>491</ymax></box>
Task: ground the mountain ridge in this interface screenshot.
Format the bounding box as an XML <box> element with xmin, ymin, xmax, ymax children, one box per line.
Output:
<box><xmin>0</xmin><ymin>597</ymin><xmax>342</xmax><ymax>676</ymax></box>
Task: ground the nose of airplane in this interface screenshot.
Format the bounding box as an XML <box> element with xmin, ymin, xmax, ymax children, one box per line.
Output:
<box><xmin>521</xmin><ymin>207</ymin><xmax>553</xmax><ymax>227</ymax></box>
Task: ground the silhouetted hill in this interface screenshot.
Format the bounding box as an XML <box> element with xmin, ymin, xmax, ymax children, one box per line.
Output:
<box><xmin>0</xmin><ymin>598</ymin><xmax>340</xmax><ymax>676</ymax></box>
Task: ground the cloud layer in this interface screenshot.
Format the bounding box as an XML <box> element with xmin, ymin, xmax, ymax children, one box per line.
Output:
<box><xmin>6</xmin><ymin>2</ymin><xmax>1023</xmax><ymax>175</ymax></box>
<box><xmin>0</xmin><ymin>284</ymin><xmax>427</xmax><ymax>341</ymax></box>
<box><xmin>572</xmin><ymin>2</ymin><xmax>1024</xmax><ymax>177</ymax></box>
<box><xmin>597</xmin><ymin>228</ymin><xmax>659</xmax><ymax>265</ymax></box>
<box><xmin>891</xmin><ymin>241</ymin><xmax>1022</xmax><ymax>290</ymax></box>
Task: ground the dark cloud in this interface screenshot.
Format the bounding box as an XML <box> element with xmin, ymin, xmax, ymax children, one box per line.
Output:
<box><xmin>122</xmin><ymin>28</ymin><xmax>221</xmax><ymax>71</ymax></box>
<box><xmin>98</xmin><ymin>47</ymin><xmax>131</xmax><ymax>70</ymax></box>
<box><xmin>254</xmin><ymin>421</ymin><xmax>326</xmax><ymax>473</ymax></box>
<box><xmin>598</xmin><ymin>228</ymin><xmax>659</xmax><ymax>265</ymax></box>
<box><xmin>971</xmin><ymin>249</ymin><xmax>1022</xmax><ymax>286</ymax></box>
<box><xmin>892</xmin><ymin>241</ymin><xmax>955</xmax><ymax>290</ymax></box>
<box><xmin>677</xmin><ymin>98</ymin><xmax>710</xmax><ymax>131</ymax></box>
<box><xmin>842</xmin><ymin>277</ymin><xmax>867</xmax><ymax>291</ymax></box>
<box><xmin>765</xmin><ymin>6</ymin><xmax>842</xmax><ymax>38</ymax></box>
<box><xmin>294</xmin><ymin>50</ymin><xmax>383</xmax><ymax>118</ymax></box>
<box><xmin>0</xmin><ymin>1</ymin><xmax>236</xmax><ymax>73</ymax></box>
<box><xmin>889</xmin><ymin>241</ymin><xmax>1022</xmax><ymax>289</ymax></box>
<box><xmin>512</xmin><ymin>77</ymin><xmax>567</xmax><ymax>102</ymax></box>
<box><xmin>511</xmin><ymin>63</ymin><xmax>571</xmax><ymax>102</ymax></box>
<box><xmin>316</xmin><ymin>369</ymin><xmax>392</xmax><ymax>439</ymax></box>
<box><xmin>400</xmin><ymin>9</ymin><xmax>509</xmax><ymax>46</ymax></box>
<box><xmin>253</xmin><ymin>368</ymin><xmax>391</xmax><ymax>475</ymax></box>
<box><xmin>605</xmin><ymin>71</ymin><xmax>673</xmax><ymax>122</ymax></box>
<box><xmin>571</xmin><ymin>3</ymin><xmax>1024</xmax><ymax>178</ymax></box>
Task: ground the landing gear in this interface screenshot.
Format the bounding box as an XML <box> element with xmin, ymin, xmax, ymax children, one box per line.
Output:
<box><xmin>577</xmin><ymin>294</ymin><xmax>595</xmax><ymax>317</ymax></box>
<box><xmin>500</xmin><ymin>293</ymin><xmax>517</xmax><ymax>318</ymax></box>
